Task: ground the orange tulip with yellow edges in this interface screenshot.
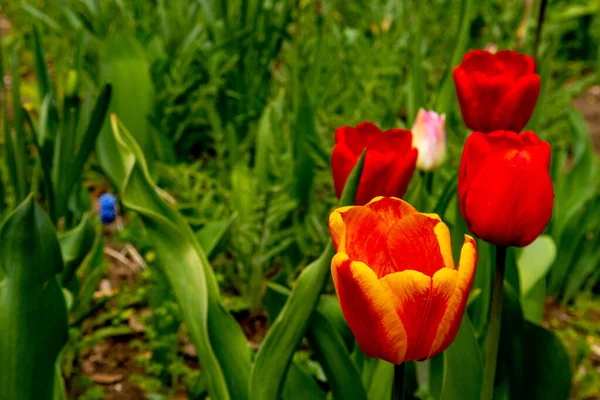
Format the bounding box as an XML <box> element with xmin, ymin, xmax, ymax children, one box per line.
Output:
<box><xmin>328</xmin><ymin>197</ymin><xmax>477</xmax><ymax>364</ymax></box>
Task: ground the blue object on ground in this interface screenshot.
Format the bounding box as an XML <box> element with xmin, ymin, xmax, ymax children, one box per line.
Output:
<box><xmin>98</xmin><ymin>193</ymin><xmax>118</xmax><ymax>224</ymax></box>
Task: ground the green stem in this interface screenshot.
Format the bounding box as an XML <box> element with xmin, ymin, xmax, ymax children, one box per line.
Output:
<box><xmin>393</xmin><ymin>363</ymin><xmax>405</xmax><ymax>400</ymax></box>
<box><xmin>481</xmin><ymin>246</ymin><xmax>507</xmax><ymax>400</ymax></box>
<box><xmin>533</xmin><ymin>0</ymin><xmax>548</xmax><ymax>61</ymax></box>
<box><xmin>424</xmin><ymin>171</ymin><xmax>433</xmax><ymax>194</ymax></box>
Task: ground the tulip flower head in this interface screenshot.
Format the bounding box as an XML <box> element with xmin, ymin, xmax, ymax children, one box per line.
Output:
<box><xmin>458</xmin><ymin>130</ymin><xmax>553</xmax><ymax>247</ymax></box>
<box><xmin>411</xmin><ymin>108</ymin><xmax>446</xmax><ymax>171</ymax></box>
<box><xmin>328</xmin><ymin>197</ymin><xmax>477</xmax><ymax>364</ymax></box>
<box><xmin>453</xmin><ymin>50</ymin><xmax>540</xmax><ymax>133</ymax></box>
<box><xmin>331</xmin><ymin>122</ymin><xmax>417</xmax><ymax>205</ymax></box>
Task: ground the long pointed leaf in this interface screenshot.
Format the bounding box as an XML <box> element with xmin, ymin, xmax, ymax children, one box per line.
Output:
<box><xmin>66</xmin><ymin>84</ymin><xmax>112</xmax><ymax>203</ymax></box>
<box><xmin>32</xmin><ymin>26</ymin><xmax>52</xmax><ymax>102</ymax></box>
<box><xmin>98</xmin><ymin>34</ymin><xmax>154</xmax><ymax>188</ymax></box>
<box><xmin>10</xmin><ymin>46</ymin><xmax>28</xmax><ymax>203</ymax></box>
<box><xmin>58</xmin><ymin>214</ymin><xmax>96</xmax><ymax>289</ymax></box>
<box><xmin>112</xmin><ymin>116</ymin><xmax>250</xmax><ymax>400</ymax></box>
<box><xmin>439</xmin><ymin>316</ymin><xmax>482</xmax><ymax>400</ymax></box>
<box><xmin>266</xmin><ymin>283</ymin><xmax>367</xmax><ymax>399</ymax></box>
<box><xmin>0</xmin><ymin>196</ymin><xmax>68</xmax><ymax>399</ymax></box>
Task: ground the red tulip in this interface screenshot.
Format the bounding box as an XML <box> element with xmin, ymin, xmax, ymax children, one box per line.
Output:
<box><xmin>458</xmin><ymin>130</ymin><xmax>553</xmax><ymax>247</ymax></box>
<box><xmin>329</xmin><ymin>197</ymin><xmax>477</xmax><ymax>364</ymax></box>
<box><xmin>453</xmin><ymin>50</ymin><xmax>540</xmax><ymax>133</ymax></box>
<box><xmin>331</xmin><ymin>122</ymin><xmax>417</xmax><ymax>205</ymax></box>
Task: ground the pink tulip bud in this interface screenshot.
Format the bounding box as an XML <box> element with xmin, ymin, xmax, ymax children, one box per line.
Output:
<box><xmin>411</xmin><ymin>108</ymin><xmax>446</xmax><ymax>171</ymax></box>
<box><xmin>485</xmin><ymin>43</ymin><xmax>498</xmax><ymax>54</ymax></box>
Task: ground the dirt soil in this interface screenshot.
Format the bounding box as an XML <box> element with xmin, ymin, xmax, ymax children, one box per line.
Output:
<box><xmin>573</xmin><ymin>85</ymin><xmax>600</xmax><ymax>153</ymax></box>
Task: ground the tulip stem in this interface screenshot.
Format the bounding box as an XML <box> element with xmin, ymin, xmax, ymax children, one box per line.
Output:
<box><xmin>533</xmin><ymin>0</ymin><xmax>548</xmax><ymax>61</ymax></box>
<box><xmin>481</xmin><ymin>246</ymin><xmax>507</xmax><ymax>400</ymax></box>
<box><xmin>423</xmin><ymin>171</ymin><xmax>433</xmax><ymax>194</ymax></box>
<box><xmin>393</xmin><ymin>362</ymin><xmax>405</xmax><ymax>400</ymax></box>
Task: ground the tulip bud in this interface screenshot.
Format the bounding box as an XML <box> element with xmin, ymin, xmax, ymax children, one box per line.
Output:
<box><xmin>331</xmin><ymin>122</ymin><xmax>417</xmax><ymax>205</ymax></box>
<box><xmin>453</xmin><ymin>50</ymin><xmax>540</xmax><ymax>133</ymax></box>
<box><xmin>411</xmin><ymin>108</ymin><xmax>446</xmax><ymax>171</ymax></box>
<box><xmin>484</xmin><ymin>43</ymin><xmax>498</xmax><ymax>54</ymax></box>
<box><xmin>458</xmin><ymin>130</ymin><xmax>553</xmax><ymax>247</ymax></box>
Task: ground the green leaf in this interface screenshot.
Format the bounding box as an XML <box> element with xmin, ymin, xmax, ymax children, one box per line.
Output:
<box><xmin>97</xmin><ymin>34</ymin><xmax>154</xmax><ymax>188</ymax></box>
<box><xmin>74</xmin><ymin>234</ymin><xmax>106</xmax><ymax>316</ymax></box>
<box><xmin>10</xmin><ymin>45</ymin><xmax>28</xmax><ymax>204</ymax></box>
<box><xmin>112</xmin><ymin>117</ymin><xmax>250</xmax><ymax>400</ymax></box>
<box><xmin>0</xmin><ymin>169</ymin><xmax>4</xmax><ymax>217</ymax></box>
<box><xmin>58</xmin><ymin>213</ymin><xmax>96</xmax><ymax>289</ymax></box>
<box><xmin>291</xmin><ymin>89</ymin><xmax>318</xmax><ymax>212</ymax></box>
<box><xmin>20</xmin><ymin>2</ymin><xmax>61</xmax><ymax>31</ymax></box>
<box><xmin>553</xmin><ymin>107</ymin><xmax>599</xmax><ymax>238</ymax></box>
<box><xmin>53</xmin><ymin>364</ymin><xmax>66</xmax><ymax>400</ymax></box>
<box><xmin>265</xmin><ymin>283</ymin><xmax>367</xmax><ymax>400</ymax></box>
<box><xmin>22</xmin><ymin>107</ymin><xmax>56</xmax><ymax>221</ymax></box>
<box><xmin>522</xmin><ymin>280</ymin><xmax>545</xmax><ymax>324</ymax></box>
<box><xmin>361</xmin><ymin>358</ymin><xmax>393</xmax><ymax>400</ymax></box>
<box><xmin>562</xmin><ymin>229</ymin><xmax>600</xmax><ymax>303</ymax></box>
<box><xmin>250</xmin><ymin>151</ymin><xmax>366</xmax><ymax>400</ymax></box>
<box><xmin>498</xmin><ymin>282</ymin><xmax>572</xmax><ymax>399</ymax></box>
<box><xmin>282</xmin><ymin>362</ymin><xmax>325</xmax><ymax>400</ymax></box>
<box><xmin>407</xmin><ymin>4</ymin><xmax>425</xmax><ymax>126</ymax></box>
<box><xmin>433</xmin><ymin>173</ymin><xmax>458</xmax><ymax>218</ymax></box>
<box><xmin>309</xmin><ymin>298</ymin><xmax>367</xmax><ymax>400</ymax></box>
<box><xmin>507</xmin><ymin>320</ymin><xmax>572</xmax><ymax>400</ymax></box>
<box><xmin>523</xmin><ymin>55</ymin><xmax>551</xmax><ymax>133</ymax></box>
<box><xmin>517</xmin><ymin>235</ymin><xmax>556</xmax><ymax>295</ymax></box>
<box><xmin>255</xmin><ymin>92</ymin><xmax>284</xmax><ymax>190</ymax></box>
<box><xmin>31</xmin><ymin>26</ymin><xmax>52</xmax><ymax>103</ymax></box>
<box><xmin>439</xmin><ymin>315</ymin><xmax>483</xmax><ymax>400</ymax></box>
<box><xmin>65</xmin><ymin>84</ymin><xmax>112</xmax><ymax>206</ymax></box>
<box><xmin>0</xmin><ymin>196</ymin><xmax>68</xmax><ymax>399</ymax></box>
<box><xmin>196</xmin><ymin>214</ymin><xmax>238</xmax><ymax>259</ymax></box>
<box><xmin>434</xmin><ymin>0</ymin><xmax>475</xmax><ymax>116</ymax></box>
<box><xmin>468</xmin><ymin>239</ymin><xmax>494</xmax><ymax>338</ymax></box>
<box><xmin>549</xmin><ymin>106</ymin><xmax>599</xmax><ymax>295</ymax></box>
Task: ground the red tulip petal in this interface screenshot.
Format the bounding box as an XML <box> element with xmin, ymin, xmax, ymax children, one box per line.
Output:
<box><xmin>461</xmin><ymin>50</ymin><xmax>495</xmax><ymax>75</ymax></box>
<box><xmin>355</xmin><ymin>150</ymin><xmax>396</xmax><ymax>205</ymax></box>
<box><xmin>493</xmin><ymin>74</ymin><xmax>540</xmax><ymax>132</ymax></box>
<box><xmin>419</xmin><ymin>267</ymin><xmax>458</xmax><ymax>358</ymax></box>
<box><xmin>429</xmin><ymin>236</ymin><xmax>477</xmax><ymax>356</ymax></box>
<box><xmin>472</xmin><ymin>73</ymin><xmax>512</xmax><ymax>132</ymax></box>
<box><xmin>455</xmin><ymin>50</ymin><xmax>539</xmax><ymax>132</ymax></box>
<box><xmin>380</xmin><ymin>269</ymin><xmax>432</xmax><ymax>361</ymax></box>
<box><xmin>335</xmin><ymin>123</ymin><xmax>379</xmax><ymax>155</ymax></box>
<box><xmin>328</xmin><ymin>205</ymin><xmax>395</xmax><ymax>272</ymax></box>
<box><xmin>367</xmin><ymin>128</ymin><xmax>413</xmax><ymax>153</ymax></box>
<box><xmin>521</xmin><ymin>131</ymin><xmax>552</xmax><ymax>167</ymax></box>
<box><xmin>381</xmin><ymin>225</ymin><xmax>465</xmax><ymax>361</ymax></box>
<box><xmin>383</xmin><ymin>146</ymin><xmax>418</xmax><ymax>198</ymax></box>
<box><xmin>454</xmin><ymin>67</ymin><xmax>480</xmax><ymax>131</ymax></box>
<box><xmin>365</xmin><ymin>196</ymin><xmax>418</xmax><ymax>225</ymax></box>
<box><xmin>386</xmin><ymin>214</ymin><xmax>449</xmax><ymax>277</ymax></box>
<box><xmin>331</xmin><ymin>143</ymin><xmax>359</xmax><ymax>198</ymax></box>
<box><xmin>494</xmin><ymin>50</ymin><xmax>536</xmax><ymax>78</ymax></box>
<box><xmin>463</xmin><ymin>147</ymin><xmax>553</xmax><ymax>247</ymax></box>
<box><xmin>331</xmin><ymin>253</ymin><xmax>407</xmax><ymax>364</ymax></box>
